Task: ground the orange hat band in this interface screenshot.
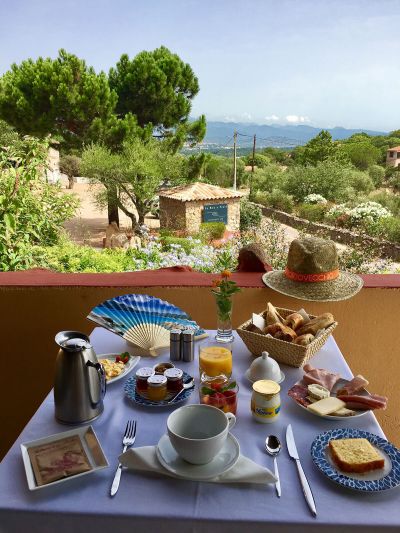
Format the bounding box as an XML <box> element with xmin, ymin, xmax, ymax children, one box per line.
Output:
<box><xmin>284</xmin><ymin>268</ymin><xmax>339</xmax><ymax>283</ymax></box>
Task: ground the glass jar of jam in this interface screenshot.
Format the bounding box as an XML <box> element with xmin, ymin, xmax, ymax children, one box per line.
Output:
<box><xmin>153</xmin><ymin>361</ymin><xmax>175</xmax><ymax>375</ymax></box>
<box><xmin>164</xmin><ymin>368</ymin><xmax>183</xmax><ymax>392</ymax></box>
<box><xmin>147</xmin><ymin>374</ymin><xmax>168</xmax><ymax>401</ymax></box>
<box><xmin>135</xmin><ymin>367</ymin><xmax>155</xmax><ymax>392</ymax></box>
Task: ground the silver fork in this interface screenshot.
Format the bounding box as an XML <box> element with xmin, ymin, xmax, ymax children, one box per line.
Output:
<box><xmin>110</xmin><ymin>420</ymin><xmax>137</xmax><ymax>497</ymax></box>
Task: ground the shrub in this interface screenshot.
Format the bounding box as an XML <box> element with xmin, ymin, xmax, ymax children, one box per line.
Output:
<box><xmin>388</xmin><ymin>172</ymin><xmax>400</xmax><ymax>193</ymax></box>
<box><xmin>297</xmin><ymin>203</ymin><xmax>327</xmax><ymax>222</ymax></box>
<box><xmin>240</xmin><ymin>199</ymin><xmax>262</xmax><ymax>231</ymax></box>
<box><xmin>59</xmin><ymin>154</ymin><xmax>81</xmax><ymax>189</ymax></box>
<box><xmin>303</xmin><ymin>194</ymin><xmax>327</xmax><ymax>204</ymax></box>
<box><xmin>369</xmin><ymin>191</ymin><xmax>400</xmax><ymax>217</ymax></box>
<box><xmin>348</xmin><ymin>170</ymin><xmax>374</xmax><ymax>195</ymax></box>
<box><xmin>199</xmin><ymin>222</ymin><xmax>226</xmax><ymax>241</ymax></box>
<box><xmin>282</xmin><ymin>159</ymin><xmax>354</xmax><ymax>202</ymax></box>
<box><xmin>250</xmin><ymin>164</ymin><xmax>284</xmax><ymax>194</ymax></box>
<box><xmin>326</xmin><ymin>202</ymin><xmax>392</xmax><ymax>229</ymax></box>
<box><xmin>255</xmin><ymin>189</ymin><xmax>294</xmax><ymax>213</ymax></box>
<box><xmin>368</xmin><ymin>165</ymin><xmax>385</xmax><ymax>187</ymax></box>
<box><xmin>160</xmin><ymin>236</ymin><xmax>195</xmax><ymax>254</ymax></box>
<box><xmin>372</xmin><ymin>217</ymin><xmax>400</xmax><ymax>244</ymax></box>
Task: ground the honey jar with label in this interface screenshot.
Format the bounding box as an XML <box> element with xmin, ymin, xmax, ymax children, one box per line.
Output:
<box><xmin>147</xmin><ymin>375</ymin><xmax>168</xmax><ymax>401</ymax></box>
<box><xmin>251</xmin><ymin>380</ymin><xmax>281</xmax><ymax>423</ymax></box>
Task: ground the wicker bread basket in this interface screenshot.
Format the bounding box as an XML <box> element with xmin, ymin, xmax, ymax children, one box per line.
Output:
<box><xmin>236</xmin><ymin>306</ymin><xmax>337</xmax><ymax>368</ymax></box>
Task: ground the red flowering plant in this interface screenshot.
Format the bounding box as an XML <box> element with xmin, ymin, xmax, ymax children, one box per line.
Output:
<box><xmin>211</xmin><ymin>270</ymin><xmax>241</xmax><ymax>323</ymax></box>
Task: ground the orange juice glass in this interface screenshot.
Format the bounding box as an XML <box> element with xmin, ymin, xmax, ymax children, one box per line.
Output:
<box><xmin>199</xmin><ymin>344</ymin><xmax>232</xmax><ymax>377</ymax></box>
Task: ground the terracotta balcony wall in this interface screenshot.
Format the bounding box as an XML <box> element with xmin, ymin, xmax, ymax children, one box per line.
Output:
<box><xmin>1</xmin><ymin>268</ymin><xmax>399</xmax><ymax>459</ymax></box>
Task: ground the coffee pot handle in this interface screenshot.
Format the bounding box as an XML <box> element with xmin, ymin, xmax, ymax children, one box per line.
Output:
<box><xmin>86</xmin><ymin>360</ymin><xmax>106</xmax><ymax>407</ymax></box>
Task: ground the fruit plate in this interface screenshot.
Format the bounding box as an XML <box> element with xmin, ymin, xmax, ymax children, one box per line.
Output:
<box><xmin>124</xmin><ymin>371</ymin><xmax>194</xmax><ymax>407</ymax></box>
<box><xmin>288</xmin><ymin>377</ymin><xmax>370</xmax><ymax>420</ymax></box>
<box><xmin>311</xmin><ymin>428</ymin><xmax>400</xmax><ymax>492</ymax></box>
<box><xmin>98</xmin><ymin>353</ymin><xmax>140</xmax><ymax>384</ymax></box>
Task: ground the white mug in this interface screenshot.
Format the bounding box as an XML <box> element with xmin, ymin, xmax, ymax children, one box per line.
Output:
<box><xmin>167</xmin><ymin>404</ymin><xmax>236</xmax><ymax>464</ymax></box>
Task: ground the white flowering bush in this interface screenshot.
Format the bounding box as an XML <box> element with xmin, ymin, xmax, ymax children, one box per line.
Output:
<box><xmin>303</xmin><ymin>194</ymin><xmax>328</xmax><ymax>205</ymax></box>
<box><xmin>327</xmin><ymin>202</ymin><xmax>392</xmax><ymax>228</ymax></box>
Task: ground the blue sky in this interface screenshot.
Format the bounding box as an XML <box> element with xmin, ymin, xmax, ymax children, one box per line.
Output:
<box><xmin>0</xmin><ymin>0</ymin><xmax>399</xmax><ymax>131</ymax></box>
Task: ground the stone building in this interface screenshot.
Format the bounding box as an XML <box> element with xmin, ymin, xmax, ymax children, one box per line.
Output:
<box><xmin>159</xmin><ymin>182</ymin><xmax>244</xmax><ymax>233</ymax></box>
<box><xmin>386</xmin><ymin>146</ymin><xmax>400</xmax><ymax>168</ymax></box>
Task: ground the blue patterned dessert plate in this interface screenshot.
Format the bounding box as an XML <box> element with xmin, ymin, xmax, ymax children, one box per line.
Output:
<box><xmin>124</xmin><ymin>371</ymin><xmax>194</xmax><ymax>407</ymax></box>
<box><xmin>311</xmin><ymin>428</ymin><xmax>400</xmax><ymax>492</ymax></box>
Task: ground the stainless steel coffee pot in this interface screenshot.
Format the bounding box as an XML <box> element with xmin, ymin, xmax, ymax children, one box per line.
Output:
<box><xmin>54</xmin><ymin>331</ymin><xmax>106</xmax><ymax>424</ymax></box>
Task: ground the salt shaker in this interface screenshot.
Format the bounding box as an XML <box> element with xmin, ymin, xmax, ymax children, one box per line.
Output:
<box><xmin>182</xmin><ymin>330</ymin><xmax>194</xmax><ymax>362</ymax></box>
<box><xmin>170</xmin><ymin>329</ymin><xmax>182</xmax><ymax>361</ymax></box>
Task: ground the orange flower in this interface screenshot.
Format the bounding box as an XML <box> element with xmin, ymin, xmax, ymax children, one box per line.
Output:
<box><xmin>221</xmin><ymin>270</ymin><xmax>232</xmax><ymax>279</ymax></box>
<box><xmin>212</xmin><ymin>279</ymin><xmax>221</xmax><ymax>287</ymax></box>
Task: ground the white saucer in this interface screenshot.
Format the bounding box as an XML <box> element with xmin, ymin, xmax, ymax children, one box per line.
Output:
<box><xmin>245</xmin><ymin>368</ymin><xmax>285</xmax><ymax>384</ymax></box>
<box><xmin>156</xmin><ymin>433</ymin><xmax>240</xmax><ymax>481</ymax></box>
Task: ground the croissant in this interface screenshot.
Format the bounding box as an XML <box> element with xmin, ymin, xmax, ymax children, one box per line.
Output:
<box><xmin>264</xmin><ymin>323</ymin><xmax>285</xmax><ymax>336</ymax></box>
<box><xmin>273</xmin><ymin>325</ymin><xmax>297</xmax><ymax>343</ymax></box>
<box><xmin>294</xmin><ymin>333</ymin><xmax>314</xmax><ymax>346</ymax></box>
<box><xmin>284</xmin><ymin>312</ymin><xmax>304</xmax><ymax>331</ymax></box>
<box><xmin>296</xmin><ymin>313</ymin><xmax>335</xmax><ymax>336</ymax></box>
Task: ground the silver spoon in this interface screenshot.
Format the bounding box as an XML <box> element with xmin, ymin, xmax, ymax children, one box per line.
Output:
<box><xmin>167</xmin><ymin>378</ymin><xmax>195</xmax><ymax>404</ymax></box>
<box><xmin>265</xmin><ymin>435</ymin><xmax>282</xmax><ymax>497</ymax></box>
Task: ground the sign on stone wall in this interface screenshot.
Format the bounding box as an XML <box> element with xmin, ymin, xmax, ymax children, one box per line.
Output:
<box><xmin>203</xmin><ymin>203</ymin><xmax>228</xmax><ymax>224</ymax></box>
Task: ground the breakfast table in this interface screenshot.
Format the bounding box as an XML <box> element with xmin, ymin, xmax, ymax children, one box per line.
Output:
<box><xmin>0</xmin><ymin>328</ymin><xmax>399</xmax><ymax>533</ymax></box>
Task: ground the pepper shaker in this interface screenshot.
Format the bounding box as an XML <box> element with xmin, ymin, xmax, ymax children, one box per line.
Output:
<box><xmin>182</xmin><ymin>330</ymin><xmax>194</xmax><ymax>362</ymax></box>
<box><xmin>170</xmin><ymin>329</ymin><xmax>182</xmax><ymax>361</ymax></box>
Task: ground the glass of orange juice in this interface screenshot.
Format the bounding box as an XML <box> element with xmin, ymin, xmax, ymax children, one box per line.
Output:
<box><xmin>198</xmin><ymin>343</ymin><xmax>232</xmax><ymax>377</ymax></box>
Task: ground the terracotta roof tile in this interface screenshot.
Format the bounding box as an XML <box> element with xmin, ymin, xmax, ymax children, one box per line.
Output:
<box><xmin>159</xmin><ymin>182</ymin><xmax>244</xmax><ymax>202</ymax></box>
<box><xmin>388</xmin><ymin>146</ymin><xmax>400</xmax><ymax>152</ymax></box>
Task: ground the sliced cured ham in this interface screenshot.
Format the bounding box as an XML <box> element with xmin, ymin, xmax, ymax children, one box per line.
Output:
<box><xmin>336</xmin><ymin>392</ymin><xmax>387</xmax><ymax>411</ymax></box>
<box><xmin>302</xmin><ymin>363</ymin><xmax>341</xmax><ymax>391</ymax></box>
<box><xmin>336</xmin><ymin>374</ymin><xmax>369</xmax><ymax>396</ymax></box>
<box><xmin>288</xmin><ymin>384</ymin><xmax>311</xmax><ymax>407</ymax></box>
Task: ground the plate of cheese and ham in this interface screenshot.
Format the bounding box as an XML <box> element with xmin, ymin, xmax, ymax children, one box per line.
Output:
<box><xmin>288</xmin><ymin>363</ymin><xmax>388</xmax><ymax>420</ymax></box>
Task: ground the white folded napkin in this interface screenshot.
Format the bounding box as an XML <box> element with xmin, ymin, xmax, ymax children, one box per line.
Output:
<box><xmin>119</xmin><ymin>446</ymin><xmax>277</xmax><ymax>484</ymax></box>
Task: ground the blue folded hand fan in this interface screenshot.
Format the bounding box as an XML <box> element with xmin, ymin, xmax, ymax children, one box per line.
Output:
<box><xmin>87</xmin><ymin>294</ymin><xmax>207</xmax><ymax>357</ymax></box>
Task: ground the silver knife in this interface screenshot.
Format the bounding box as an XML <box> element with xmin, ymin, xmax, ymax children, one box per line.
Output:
<box><xmin>286</xmin><ymin>424</ymin><xmax>317</xmax><ymax>517</ymax></box>
<box><xmin>273</xmin><ymin>457</ymin><xmax>281</xmax><ymax>497</ymax></box>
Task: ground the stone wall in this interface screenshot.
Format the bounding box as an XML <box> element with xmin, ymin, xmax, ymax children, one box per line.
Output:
<box><xmin>160</xmin><ymin>197</ymin><xmax>241</xmax><ymax>233</ymax></box>
<box><xmin>159</xmin><ymin>197</ymin><xmax>186</xmax><ymax>231</ymax></box>
<box><xmin>257</xmin><ymin>203</ymin><xmax>400</xmax><ymax>261</ymax></box>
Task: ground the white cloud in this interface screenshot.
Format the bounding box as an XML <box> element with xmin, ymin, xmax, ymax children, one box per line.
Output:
<box><xmin>265</xmin><ymin>114</ymin><xmax>280</xmax><ymax>121</ymax></box>
<box><xmin>285</xmin><ymin>115</ymin><xmax>311</xmax><ymax>123</ymax></box>
<box><xmin>241</xmin><ymin>112</ymin><xmax>252</xmax><ymax>121</ymax></box>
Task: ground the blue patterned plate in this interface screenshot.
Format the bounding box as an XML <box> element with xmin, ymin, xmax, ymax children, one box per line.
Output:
<box><xmin>311</xmin><ymin>428</ymin><xmax>400</xmax><ymax>492</ymax></box>
<box><xmin>124</xmin><ymin>371</ymin><xmax>195</xmax><ymax>407</ymax></box>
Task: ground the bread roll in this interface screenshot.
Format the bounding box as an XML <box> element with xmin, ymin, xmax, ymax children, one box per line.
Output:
<box><xmin>294</xmin><ymin>333</ymin><xmax>314</xmax><ymax>346</ymax></box>
<box><xmin>296</xmin><ymin>313</ymin><xmax>335</xmax><ymax>336</ymax></box>
<box><xmin>273</xmin><ymin>325</ymin><xmax>297</xmax><ymax>343</ymax></box>
<box><xmin>264</xmin><ymin>323</ymin><xmax>285</xmax><ymax>336</ymax></box>
<box><xmin>284</xmin><ymin>312</ymin><xmax>304</xmax><ymax>331</ymax></box>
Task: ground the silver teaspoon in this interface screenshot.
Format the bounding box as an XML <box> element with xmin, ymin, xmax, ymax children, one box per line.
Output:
<box><xmin>265</xmin><ymin>435</ymin><xmax>282</xmax><ymax>497</ymax></box>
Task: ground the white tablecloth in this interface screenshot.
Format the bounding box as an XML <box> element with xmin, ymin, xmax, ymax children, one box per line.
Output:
<box><xmin>0</xmin><ymin>329</ymin><xmax>399</xmax><ymax>533</ymax></box>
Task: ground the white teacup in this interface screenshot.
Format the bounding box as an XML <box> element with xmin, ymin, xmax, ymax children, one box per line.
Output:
<box><xmin>167</xmin><ymin>404</ymin><xmax>236</xmax><ymax>465</ymax></box>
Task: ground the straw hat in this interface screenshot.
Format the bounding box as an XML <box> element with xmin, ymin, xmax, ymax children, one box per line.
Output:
<box><xmin>262</xmin><ymin>237</ymin><xmax>363</xmax><ymax>302</ymax></box>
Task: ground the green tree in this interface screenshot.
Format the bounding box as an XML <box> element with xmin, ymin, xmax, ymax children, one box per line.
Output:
<box><xmin>59</xmin><ymin>154</ymin><xmax>81</xmax><ymax>189</ymax></box>
<box><xmin>0</xmin><ymin>49</ymin><xmax>116</xmax><ymax>151</ymax></box>
<box><xmin>81</xmin><ymin>138</ymin><xmax>184</xmax><ymax>230</ymax></box>
<box><xmin>341</xmin><ymin>138</ymin><xmax>380</xmax><ymax>170</ymax></box>
<box><xmin>293</xmin><ymin>130</ymin><xmax>342</xmax><ymax>166</ymax></box>
<box><xmin>109</xmin><ymin>47</ymin><xmax>206</xmax><ymax>150</ymax></box>
<box><xmin>0</xmin><ymin>135</ymin><xmax>78</xmax><ymax>270</ymax></box>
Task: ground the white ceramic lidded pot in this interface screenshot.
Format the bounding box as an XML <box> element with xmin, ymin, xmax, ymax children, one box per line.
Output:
<box><xmin>251</xmin><ymin>380</ymin><xmax>281</xmax><ymax>423</ymax></box>
<box><xmin>247</xmin><ymin>351</ymin><xmax>283</xmax><ymax>383</ymax></box>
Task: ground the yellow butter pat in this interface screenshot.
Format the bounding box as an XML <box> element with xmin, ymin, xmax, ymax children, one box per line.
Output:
<box><xmin>307</xmin><ymin>396</ymin><xmax>345</xmax><ymax>416</ymax></box>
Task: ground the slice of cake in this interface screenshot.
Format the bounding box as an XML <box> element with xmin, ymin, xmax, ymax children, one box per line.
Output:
<box><xmin>329</xmin><ymin>438</ymin><xmax>384</xmax><ymax>473</ymax></box>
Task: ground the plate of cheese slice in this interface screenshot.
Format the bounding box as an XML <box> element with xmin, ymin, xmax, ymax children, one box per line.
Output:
<box><xmin>288</xmin><ymin>364</ymin><xmax>387</xmax><ymax>420</ymax></box>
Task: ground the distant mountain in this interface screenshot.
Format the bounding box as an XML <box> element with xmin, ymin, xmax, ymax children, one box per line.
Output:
<box><xmin>201</xmin><ymin>121</ymin><xmax>386</xmax><ymax>149</ymax></box>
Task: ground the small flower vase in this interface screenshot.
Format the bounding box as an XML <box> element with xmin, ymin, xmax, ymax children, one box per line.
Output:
<box><xmin>214</xmin><ymin>295</ymin><xmax>234</xmax><ymax>343</ymax></box>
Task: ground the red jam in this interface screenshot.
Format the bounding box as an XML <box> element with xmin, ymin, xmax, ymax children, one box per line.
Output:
<box><xmin>135</xmin><ymin>367</ymin><xmax>154</xmax><ymax>392</ymax></box>
<box><xmin>164</xmin><ymin>368</ymin><xmax>184</xmax><ymax>392</ymax></box>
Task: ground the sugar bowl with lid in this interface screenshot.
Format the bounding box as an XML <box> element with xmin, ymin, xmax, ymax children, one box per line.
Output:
<box><xmin>245</xmin><ymin>351</ymin><xmax>285</xmax><ymax>384</ymax></box>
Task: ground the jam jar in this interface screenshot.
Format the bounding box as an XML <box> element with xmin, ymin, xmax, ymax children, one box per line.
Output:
<box><xmin>147</xmin><ymin>374</ymin><xmax>168</xmax><ymax>401</ymax></box>
<box><xmin>164</xmin><ymin>367</ymin><xmax>184</xmax><ymax>392</ymax></box>
<box><xmin>251</xmin><ymin>380</ymin><xmax>281</xmax><ymax>423</ymax></box>
<box><xmin>135</xmin><ymin>367</ymin><xmax>155</xmax><ymax>392</ymax></box>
